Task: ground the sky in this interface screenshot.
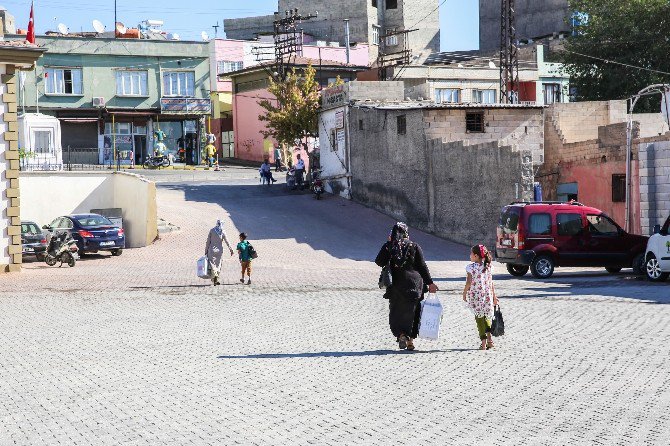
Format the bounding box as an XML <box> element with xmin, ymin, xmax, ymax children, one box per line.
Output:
<box><xmin>4</xmin><ymin>0</ymin><xmax>479</xmax><ymax>51</ymax></box>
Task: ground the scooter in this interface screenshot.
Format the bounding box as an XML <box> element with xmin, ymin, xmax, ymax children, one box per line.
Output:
<box><xmin>286</xmin><ymin>167</ymin><xmax>297</xmax><ymax>190</ymax></box>
<box><xmin>143</xmin><ymin>154</ymin><xmax>171</xmax><ymax>169</ymax></box>
<box><xmin>312</xmin><ymin>170</ymin><xmax>324</xmax><ymax>200</ymax></box>
<box><xmin>44</xmin><ymin>231</ymin><xmax>79</xmax><ymax>267</ymax></box>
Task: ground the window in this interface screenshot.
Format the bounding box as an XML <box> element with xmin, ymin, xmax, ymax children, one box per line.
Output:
<box><xmin>217</xmin><ymin>60</ymin><xmax>244</xmax><ymax>75</ymax></box>
<box><xmin>385</xmin><ymin>35</ymin><xmax>398</xmax><ymax>46</ymax></box>
<box><xmin>587</xmin><ymin>214</ymin><xmax>619</xmax><ymax>236</ymax></box>
<box><xmin>528</xmin><ymin>213</ymin><xmax>552</xmax><ymax>235</ymax></box>
<box><xmin>472</xmin><ymin>89</ymin><xmax>496</xmax><ymax>104</ymax></box>
<box><xmin>557</xmin><ymin>213</ymin><xmax>584</xmax><ymax>236</ymax></box>
<box><xmin>397</xmin><ymin>115</ymin><xmax>406</xmax><ymax>135</ymax></box>
<box><xmin>499</xmin><ymin>209</ymin><xmax>520</xmax><ymax>233</ymax></box>
<box><xmin>612</xmin><ymin>174</ymin><xmax>626</xmax><ymax>203</ymax></box>
<box><xmin>44</xmin><ymin>67</ymin><xmax>82</xmax><ymax>95</ymax></box>
<box><xmin>466</xmin><ymin>112</ymin><xmax>485</xmax><ymax>133</ymax></box>
<box><xmin>105</xmin><ymin>122</ymin><xmax>132</xmax><ymax>135</ymax></box>
<box><xmin>74</xmin><ymin>215</ymin><xmax>114</xmax><ymax>228</ymax></box>
<box><xmin>372</xmin><ymin>25</ymin><xmax>381</xmax><ymax>45</ymax></box>
<box><xmin>435</xmin><ymin>88</ymin><xmax>460</xmax><ymax>104</ymax></box>
<box><xmin>21</xmin><ymin>222</ymin><xmax>41</xmax><ymax>235</ymax></box>
<box><xmin>372</xmin><ymin>0</ymin><xmax>377</xmax><ymax>7</ymax></box>
<box><xmin>116</xmin><ymin>70</ymin><xmax>148</xmax><ymax>96</ymax></box>
<box><xmin>359</xmin><ymin>119</ymin><xmax>364</xmax><ymax>130</ymax></box>
<box><xmin>386</xmin><ymin>0</ymin><xmax>398</xmax><ymax>9</ymax></box>
<box><xmin>543</xmin><ymin>83</ymin><xmax>562</xmax><ymax>105</ymax></box>
<box><xmin>162</xmin><ymin>71</ymin><xmax>195</xmax><ymax>97</ymax></box>
<box><xmin>32</xmin><ymin>130</ymin><xmax>53</xmax><ymax>154</ymax></box>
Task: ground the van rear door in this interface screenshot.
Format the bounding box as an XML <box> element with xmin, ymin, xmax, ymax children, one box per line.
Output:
<box><xmin>496</xmin><ymin>206</ymin><xmax>521</xmax><ymax>261</ymax></box>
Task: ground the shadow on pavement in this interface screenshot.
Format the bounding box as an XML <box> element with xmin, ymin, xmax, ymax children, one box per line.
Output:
<box><xmin>160</xmin><ymin>182</ymin><xmax>470</xmax><ymax>262</ymax></box>
<box><xmin>217</xmin><ymin>348</ymin><xmax>475</xmax><ymax>359</ymax></box>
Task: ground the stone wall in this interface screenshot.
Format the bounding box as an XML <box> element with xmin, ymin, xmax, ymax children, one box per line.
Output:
<box><xmin>639</xmin><ymin>139</ymin><xmax>670</xmax><ymax>235</ymax></box>
<box><xmin>423</xmin><ymin>107</ymin><xmax>545</xmax><ymax>164</ymax></box>
<box><xmin>0</xmin><ymin>65</ymin><xmax>20</xmax><ymax>272</ymax></box>
<box><xmin>347</xmin><ymin>106</ymin><xmax>536</xmax><ymax>246</ymax></box>
<box><xmin>545</xmin><ymin>101</ymin><xmax>627</xmax><ymax>144</ymax></box>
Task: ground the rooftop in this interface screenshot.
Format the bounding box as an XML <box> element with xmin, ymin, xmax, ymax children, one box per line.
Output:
<box><xmin>352</xmin><ymin>101</ymin><xmax>545</xmax><ymax>110</ymax></box>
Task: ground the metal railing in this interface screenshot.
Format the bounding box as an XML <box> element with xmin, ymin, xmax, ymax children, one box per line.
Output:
<box><xmin>19</xmin><ymin>147</ymin><xmax>126</xmax><ymax>172</ymax></box>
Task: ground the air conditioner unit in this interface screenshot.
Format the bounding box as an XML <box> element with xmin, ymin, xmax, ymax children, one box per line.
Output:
<box><xmin>92</xmin><ymin>97</ymin><xmax>105</xmax><ymax>108</ymax></box>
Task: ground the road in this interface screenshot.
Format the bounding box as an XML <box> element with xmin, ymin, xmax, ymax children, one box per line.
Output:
<box><xmin>1</xmin><ymin>169</ymin><xmax>669</xmax><ymax>445</ymax></box>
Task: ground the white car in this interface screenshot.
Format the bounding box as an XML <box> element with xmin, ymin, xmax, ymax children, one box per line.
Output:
<box><xmin>644</xmin><ymin>214</ymin><xmax>670</xmax><ymax>282</ymax></box>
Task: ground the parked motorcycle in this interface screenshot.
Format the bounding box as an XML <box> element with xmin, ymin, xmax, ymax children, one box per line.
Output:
<box><xmin>143</xmin><ymin>155</ymin><xmax>171</xmax><ymax>169</ymax></box>
<box><xmin>44</xmin><ymin>231</ymin><xmax>79</xmax><ymax>267</ymax></box>
<box><xmin>312</xmin><ymin>170</ymin><xmax>324</xmax><ymax>200</ymax></box>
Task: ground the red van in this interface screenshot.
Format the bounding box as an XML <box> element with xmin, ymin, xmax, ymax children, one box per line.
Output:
<box><xmin>495</xmin><ymin>202</ymin><xmax>648</xmax><ymax>278</ymax></box>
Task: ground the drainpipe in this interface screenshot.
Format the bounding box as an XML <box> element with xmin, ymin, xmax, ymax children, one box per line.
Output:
<box><xmin>344</xmin><ymin>19</ymin><xmax>351</xmax><ymax>64</ymax></box>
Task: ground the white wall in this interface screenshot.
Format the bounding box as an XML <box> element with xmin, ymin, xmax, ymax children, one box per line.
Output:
<box><xmin>318</xmin><ymin>106</ymin><xmax>350</xmax><ymax>198</ymax></box>
<box><xmin>20</xmin><ymin>172</ymin><xmax>157</xmax><ymax>248</ymax></box>
<box><xmin>0</xmin><ymin>64</ymin><xmax>9</xmax><ymax>265</ymax></box>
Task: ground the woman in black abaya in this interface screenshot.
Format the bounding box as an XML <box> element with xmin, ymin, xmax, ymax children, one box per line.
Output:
<box><xmin>375</xmin><ymin>222</ymin><xmax>438</xmax><ymax>350</ymax></box>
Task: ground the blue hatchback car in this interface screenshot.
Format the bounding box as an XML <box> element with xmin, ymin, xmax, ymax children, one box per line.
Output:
<box><xmin>43</xmin><ymin>214</ymin><xmax>125</xmax><ymax>256</ymax></box>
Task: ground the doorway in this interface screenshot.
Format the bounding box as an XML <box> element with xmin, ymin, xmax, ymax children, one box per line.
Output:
<box><xmin>134</xmin><ymin>135</ymin><xmax>147</xmax><ymax>164</ymax></box>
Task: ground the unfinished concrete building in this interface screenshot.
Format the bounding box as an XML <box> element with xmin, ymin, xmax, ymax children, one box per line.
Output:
<box><xmin>479</xmin><ymin>0</ymin><xmax>571</xmax><ymax>51</ymax></box>
<box><xmin>224</xmin><ymin>0</ymin><xmax>440</xmax><ymax>63</ymax></box>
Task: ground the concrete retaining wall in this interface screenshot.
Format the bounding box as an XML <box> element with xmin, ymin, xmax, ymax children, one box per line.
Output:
<box><xmin>20</xmin><ymin>172</ymin><xmax>157</xmax><ymax>248</ymax></box>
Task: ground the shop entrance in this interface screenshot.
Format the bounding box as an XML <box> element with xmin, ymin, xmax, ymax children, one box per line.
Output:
<box><xmin>134</xmin><ymin>135</ymin><xmax>147</xmax><ymax>164</ymax></box>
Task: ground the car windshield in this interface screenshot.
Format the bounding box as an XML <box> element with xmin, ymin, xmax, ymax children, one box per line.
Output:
<box><xmin>21</xmin><ymin>223</ymin><xmax>41</xmax><ymax>235</ymax></box>
<box><xmin>74</xmin><ymin>215</ymin><xmax>114</xmax><ymax>227</ymax></box>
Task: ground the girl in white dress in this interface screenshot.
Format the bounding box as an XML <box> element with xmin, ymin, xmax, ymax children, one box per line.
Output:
<box><xmin>463</xmin><ymin>245</ymin><xmax>499</xmax><ymax>350</ymax></box>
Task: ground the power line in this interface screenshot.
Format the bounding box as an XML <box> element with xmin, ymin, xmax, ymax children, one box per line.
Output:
<box><xmin>563</xmin><ymin>49</ymin><xmax>670</xmax><ymax>77</ymax></box>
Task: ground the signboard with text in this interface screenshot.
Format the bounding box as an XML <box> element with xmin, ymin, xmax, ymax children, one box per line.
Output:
<box><xmin>322</xmin><ymin>85</ymin><xmax>348</xmax><ymax>109</ymax></box>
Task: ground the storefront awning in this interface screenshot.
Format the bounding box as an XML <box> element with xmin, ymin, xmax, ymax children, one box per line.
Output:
<box><xmin>58</xmin><ymin>118</ymin><xmax>100</xmax><ymax>123</ymax></box>
<box><xmin>107</xmin><ymin>111</ymin><xmax>157</xmax><ymax>116</ymax></box>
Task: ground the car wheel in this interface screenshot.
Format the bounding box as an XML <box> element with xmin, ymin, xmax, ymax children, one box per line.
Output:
<box><xmin>645</xmin><ymin>254</ymin><xmax>669</xmax><ymax>282</ymax></box>
<box><xmin>111</xmin><ymin>249</ymin><xmax>123</xmax><ymax>256</ymax></box>
<box><xmin>606</xmin><ymin>267</ymin><xmax>622</xmax><ymax>274</ymax></box>
<box><xmin>506</xmin><ymin>264</ymin><xmax>529</xmax><ymax>277</ymax></box>
<box><xmin>531</xmin><ymin>255</ymin><xmax>555</xmax><ymax>279</ymax></box>
<box><xmin>632</xmin><ymin>253</ymin><xmax>645</xmax><ymax>275</ymax></box>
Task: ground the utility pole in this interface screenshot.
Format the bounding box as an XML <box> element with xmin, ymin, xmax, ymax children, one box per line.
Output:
<box><xmin>114</xmin><ymin>0</ymin><xmax>117</xmax><ymax>39</ymax></box>
<box><xmin>344</xmin><ymin>19</ymin><xmax>351</xmax><ymax>64</ymax></box>
<box><xmin>377</xmin><ymin>29</ymin><xmax>416</xmax><ymax>81</ymax></box>
<box><xmin>212</xmin><ymin>21</ymin><xmax>219</xmax><ymax>38</ymax></box>
<box><xmin>499</xmin><ymin>0</ymin><xmax>519</xmax><ymax>104</ymax></box>
<box><xmin>272</xmin><ymin>8</ymin><xmax>317</xmax><ymax>81</ymax></box>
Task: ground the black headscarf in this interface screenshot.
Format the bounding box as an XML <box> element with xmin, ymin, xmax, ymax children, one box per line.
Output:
<box><xmin>390</xmin><ymin>222</ymin><xmax>412</xmax><ymax>267</ymax></box>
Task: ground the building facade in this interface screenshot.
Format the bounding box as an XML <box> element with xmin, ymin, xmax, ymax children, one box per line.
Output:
<box><xmin>18</xmin><ymin>35</ymin><xmax>211</xmax><ymax>166</ymax></box>
<box><xmin>479</xmin><ymin>0</ymin><xmax>571</xmax><ymax>51</ymax></box>
<box><xmin>319</xmin><ymin>81</ymin><xmax>543</xmax><ymax>246</ymax></box>
<box><xmin>224</xmin><ymin>0</ymin><xmax>440</xmax><ymax>63</ymax></box>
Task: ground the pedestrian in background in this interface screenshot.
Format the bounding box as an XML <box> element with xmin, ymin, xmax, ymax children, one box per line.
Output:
<box><xmin>274</xmin><ymin>146</ymin><xmax>283</xmax><ymax>172</ymax></box>
<box><xmin>375</xmin><ymin>222</ymin><xmax>438</xmax><ymax>351</ymax></box>
<box><xmin>205</xmin><ymin>220</ymin><xmax>234</xmax><ymax>286</ymax></box>
<box><xmin>237</xmin><ymin>232</ymin><xmax>253</xmax><ymax>285</ymax></box>
<box><xmin>259</xmin><ymin>158</ymin><xmax>277</xmax><ymax>185</ymax></box>
<box><xmin>294</xmin><ymin>154</ymin><xmax>305</xmax><ymax>190</ymax></box>
<box><xmin>463</xmin><ymin>244</ymin><xmax>499</xmax><ymax>350</ymax></box>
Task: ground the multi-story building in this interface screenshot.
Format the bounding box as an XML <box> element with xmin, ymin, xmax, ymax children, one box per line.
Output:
<box><xmin>224</xmin><ymin>0</ymin><xmax>440</xmax><ymax>63</ymax></box>
<box><xmin>479</xmin><ymin>0</ymin><xmax>571</xmax><ymax>51</ymax></box>
<box><xmin>16</xmin><ymin>34</ymin><xmax>211</xmax><ymax>165</ymax></box>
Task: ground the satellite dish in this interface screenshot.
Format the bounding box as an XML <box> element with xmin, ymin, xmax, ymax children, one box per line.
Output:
<box><xmin>57</xmin><ymin>23</ymin><xmax>69</xmax><ymax>35</ymax></box>
<box><xmin>115</xmin><ymin>22</ymin><xmax>127</xmax><ymax>35</ymax></box>
<box><xmin>457</xmin><ymin>63</ymin><xmax>464</xmax><ymax>68</ymax></box>
<box><xmin>201</xmin><ymin>31</ymin><xmax>209</xmax><ymax>41</ymax></box>
<box><xmin>171</xmin><ymin>33</ymin><xmax>180</xmax><ymax>40</ymax></box>
<box><xmin>488</xmin><ymin>61</ymin><xmax>496</xmax><ymax>69</ymax></box>
<box><xmin>92</xmin><ymin>19</ymin><xmax>105</xmax><ymax>34</ymax></box>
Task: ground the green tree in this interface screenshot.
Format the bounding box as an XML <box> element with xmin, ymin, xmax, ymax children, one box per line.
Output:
<box><xmin>258</xmin><ymin>65</ymin><xmax>321</xmax><ymax>170</ymax></box>
<box><xmin>562</xmin><ymin>0</ymin><xmax>670</xmax><ymax>111</ymax></box>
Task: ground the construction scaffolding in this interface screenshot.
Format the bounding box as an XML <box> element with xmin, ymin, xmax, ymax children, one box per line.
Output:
<box><xmin>377</xmin><ymin>29</ymin><xmax>416</xmax><ymax>81</ymax></box>
<box><xmin>272</xmin><ymin>9</ymin><xmax>317</xmax><ymax>80</ymax></box>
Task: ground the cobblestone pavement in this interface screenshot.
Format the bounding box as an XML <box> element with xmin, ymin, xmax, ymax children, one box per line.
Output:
<box><xmin>1</xmin><ymin>170</ymin><xmax>669</xmax><ymax>445</ymax></box>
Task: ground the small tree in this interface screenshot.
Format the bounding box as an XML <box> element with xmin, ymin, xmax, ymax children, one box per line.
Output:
<box><xmin>258</xmin><ymin>65</ymin><xmax>321</xmax><ymax>172</ymax></box>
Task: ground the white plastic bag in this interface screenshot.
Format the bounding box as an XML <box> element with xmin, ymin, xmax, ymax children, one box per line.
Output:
<box><xmin>197</xmin><ymin>256</ymin><xmax>211</xmax><ymax>279</ymax></box>
<box><xmin>418</xmin><ymin>293</ymin><xmax>443</xmax><ymax>340</ymax></box>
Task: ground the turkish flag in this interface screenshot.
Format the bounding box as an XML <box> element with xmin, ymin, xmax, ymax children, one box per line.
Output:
<box><xmin>26</xmin><ymin>2</ymin><xmax>35</xmax><ymax>44</ymax></box>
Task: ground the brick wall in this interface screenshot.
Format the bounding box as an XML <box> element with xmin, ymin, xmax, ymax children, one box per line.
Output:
<box><xmin>422</xmin><ymin>108</ymin><xmax>545</xmax><ymax>164</ymax></box>
<box><xmin>346</xmin><ymin>105</ymin><xmax>537</xmax><ymax>246</ymax></box>
<box><xmin>0</xmin><ymin>64</ymin><xmax>20</xmax><ymax>272</ymax></box>
<box><xmin>639</xmin><ymin>139</ymin><xmax>670</xmax><ymax>236</ymax></box>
